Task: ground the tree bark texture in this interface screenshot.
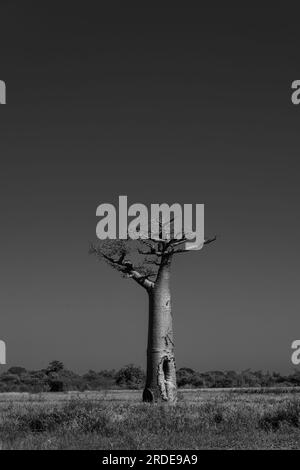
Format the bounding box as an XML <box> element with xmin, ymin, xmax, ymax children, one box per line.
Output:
<box><xmin>143</xmin><ymin>255</ymin><xmax>177</xmax><ymax>403</ymax></box>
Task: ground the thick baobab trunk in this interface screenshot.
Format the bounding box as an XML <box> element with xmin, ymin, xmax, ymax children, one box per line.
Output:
<box><xmin>143</xmin><ymin>255</ymin><xmax>177</xmax><ymax>403</ymax></box>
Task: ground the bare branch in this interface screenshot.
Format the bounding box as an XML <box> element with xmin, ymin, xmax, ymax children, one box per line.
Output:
<box><xmin>89</xmin><ymin>243</ymin><xmax>154</xmax><ymax>291</ymax></box>
<box><xmin>140</xmin><ymin>240</ymin><xmax>156</xmax><ymax>250</ymax></box>
<box><xmin>167</xmin><ymin>237</ymin><xmax>188</xmax><ymax>249</ymax></box>
<box><xmin>127</xmin><ymin>269</ymin><xmax>155</xmax><ymax>290</ymax></box>
<box><xmin>144</xmin><ymin>258</ymin><xmax>161</xmax><ymax>267</ymax></box>
<box><xmin>138</xmin><ymin>248</ymin><xmax>163</xmax><ymax>257</ymax></box>
<box><xmin>204</xmin><ymin>236</ymin><xmax>217</xmax><ymax>246</ymax></box>
<box><xmin>173</xmin><ymin>236</ymin><xmax>217</xmax><ymax>255</ymax></box>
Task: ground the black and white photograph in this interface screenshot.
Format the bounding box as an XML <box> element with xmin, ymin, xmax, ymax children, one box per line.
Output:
<box><xmin>1</xmin><ymin>2</ymin><xmax>300</xmax><ymax>458</ymax></box>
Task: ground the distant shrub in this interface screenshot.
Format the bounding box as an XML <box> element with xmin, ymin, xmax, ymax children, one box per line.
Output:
<box><xmin>7</xmin><ymin>367</ymin><xmax>27</xmax><ymax>376</ymax></box>
<box><xmin>82</xmin><ymin>370</ymin><xmax>116</xmax><ymax>390</ymax></box>
<box><xmin>48</xmin><ymin>380</ymin><xmax>64</xmax><ymax>392</ymax></box>
<box><xmin>115</xmin><ymin>364</ymin><xmax>145</xmax><ymax>389</ymax></box>
<box><xmin>46</xmin><ymin>361</ymin><xmax>65</xmax><ymax>374</ymax></box>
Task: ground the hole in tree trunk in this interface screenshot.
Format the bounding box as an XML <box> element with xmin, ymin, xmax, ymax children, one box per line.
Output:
<box><xmin>144</xmin><ymin>356</ymin><xmax>176</xmax><ymax>403</ymax></box>
<box><xmin>162</xmin><ymin>358</ymin><xmax>171</xmax><ymax>381</ymax></box>
<box><xmin>157</xmin><ymin>357</ymin><xmax>173</xmax><ymax>401</ymax></box>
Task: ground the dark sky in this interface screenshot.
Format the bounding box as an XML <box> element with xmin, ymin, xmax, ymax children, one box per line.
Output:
<box><xmin>0</xmin><ymin>3</ymin><xmax>299</xmax><ymax>374</ymax></box>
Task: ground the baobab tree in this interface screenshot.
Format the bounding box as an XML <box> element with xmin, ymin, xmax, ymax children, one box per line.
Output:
<box><xmin>90</xmin><ymin>221</ymin><xmax>216</xmax><ymax>403</ymax></box>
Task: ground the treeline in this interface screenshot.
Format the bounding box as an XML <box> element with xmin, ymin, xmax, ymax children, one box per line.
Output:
<box><xmin>0</xmin><ymin>361</ymin><xmax>299</xmax><ymax>393</ymax></box>
<box><xmin>176</xmin><ymin>368</ymin><xmax>300</xmax><ymax>389</ymax></box>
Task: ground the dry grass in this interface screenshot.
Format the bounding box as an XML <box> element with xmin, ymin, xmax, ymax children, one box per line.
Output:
<box><xmin>0</xmin><ymin>389</ymin><xmax>299</xmax><ymax>450</ymax></box>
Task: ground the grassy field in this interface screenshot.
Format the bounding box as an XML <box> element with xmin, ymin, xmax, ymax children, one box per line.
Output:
<box><xmin>0</xmin><ymin>389</ymin><xmax>299</xmax><ymax>450</ymax></box>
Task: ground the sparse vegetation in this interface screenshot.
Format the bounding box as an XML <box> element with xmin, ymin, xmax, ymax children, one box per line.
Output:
<box><xmin>0</xmin><ymin>390</ymin><xmax>299</xmax><ymax>449</ymax></box>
